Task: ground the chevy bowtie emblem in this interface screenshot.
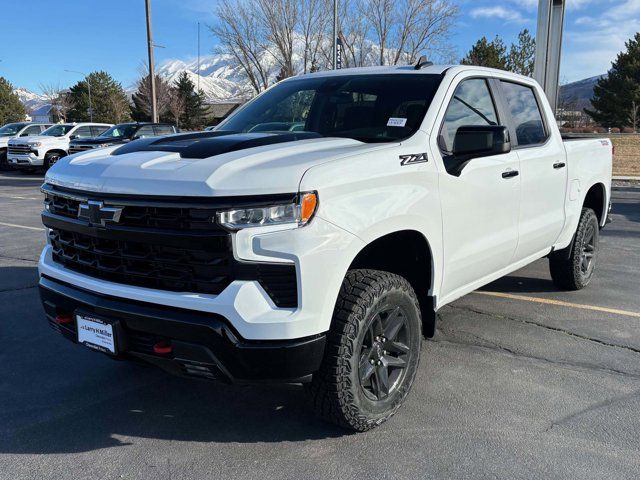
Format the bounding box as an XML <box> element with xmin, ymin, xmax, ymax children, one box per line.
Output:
<box><xmin>78</xmin><ymin>200</ymin><xmax>123</xmax><ymax>227</ymax></box>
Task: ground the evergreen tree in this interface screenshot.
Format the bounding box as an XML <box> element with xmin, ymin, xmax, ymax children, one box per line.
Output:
<box><xmin>131</xmin><ymin>73</ymin><xmax>173</xmax><ymax>123</ymax></box>
<box><xmin>585</xmin><ymin>33</ymin><xmax>640</xmax><ymax>129</ymax></box>
<box><xmin>174</xmin><ymin>72</ymin><xmax>208</xmax><ymax>130</ymax></box>
<box><xmin>462</xmin><ymin>30</ymin><xmax>535</xmax><ymax>76</ymax></box>
<box><xmin>67</xmin><ymin>71</ymin><xmax>131</xmax><ymax>123</ymax></box>
<box><xmin>0</xmin><ymin>77</ymin><xmax>27</xmax><ymax>124</ymax></box>
<box><xmin>507</xmin><ymin>29</ymin><xmax>536</xmax><ymax>77</ymax></box>
<box><xmin>461</xmin><ymin>36</ymin><xmax>508</xmax><ymax>70</ymax></box>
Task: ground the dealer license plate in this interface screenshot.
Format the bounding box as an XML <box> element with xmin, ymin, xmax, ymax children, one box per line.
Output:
<box><xmin>76</xmin><ymin>314</ymin><xmax>116</xmax><ymax>354</ymax></box>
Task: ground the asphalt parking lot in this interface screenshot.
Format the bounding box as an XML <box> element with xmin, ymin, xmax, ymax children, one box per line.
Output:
<box><xmin>1</xmin><ymin>171</ymin><xmax>639</xmax><ymax>480</ymax></box>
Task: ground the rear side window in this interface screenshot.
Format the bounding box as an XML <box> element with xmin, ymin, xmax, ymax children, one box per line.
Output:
<box><xmin>73</xmin><ymin>126</ymin><xmax>93</xmax><ymax>138</ymax></box>
<box><xmin>136</xmin><ymin>125</ymin><xmax>156</xmax><ymax>137</ymax></box>
<box><xmin>91</xmin><ymin>126</ymin><xmax>109</xmax><ymax>136</ymax></box>
<box><xmin>154</xmin><ymin>125</ymin><xmax>175</xmax><ymax>136</ymax></box>
<box><xmin>500</xmin><ymin>81</ymin><xmax>547</xmax><ymax>146</ymax></box>
<box><xmin>439</xmin><ymin>78</ymin><xmax>498</xmax><ymax>153</ymax></box>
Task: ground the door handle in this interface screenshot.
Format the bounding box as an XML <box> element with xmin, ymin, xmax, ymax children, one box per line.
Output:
<box><xmin>502</xmin><ymin>169</ymin><xmax>519</xmax><ymax>179</ymax></box>
<box><xmin>553</xmin><ymin>162</ymin><xmax>566</xmax><ymax>169</ymax></box>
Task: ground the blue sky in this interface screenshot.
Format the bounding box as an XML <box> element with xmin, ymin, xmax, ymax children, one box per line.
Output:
<box><xmin>0</xmin><ymin>0</ymin><xmax>638</xmax><ymax>93</ymax></box>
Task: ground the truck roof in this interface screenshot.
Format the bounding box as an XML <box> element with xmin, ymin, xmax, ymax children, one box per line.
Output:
<box><xmin>287</xmin><ymin>64</ymin><xmax>536</xmax><ymax>84</ymax></box>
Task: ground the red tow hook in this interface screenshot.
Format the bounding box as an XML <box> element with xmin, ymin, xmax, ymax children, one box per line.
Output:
<box><xmin>153</xmin><ymin>341</ymin><xmax>173</xmax><ymax>355</ymax></box>
<box><xmin>55</xmin><ymin>313</ymin><xmax>73</xmax><ymax>325</ymax></box>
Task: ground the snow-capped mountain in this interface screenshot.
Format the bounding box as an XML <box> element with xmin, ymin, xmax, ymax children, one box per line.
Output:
<box><xmin>155</xmin><ymin>53</ymin><xmax>274</xmax><ymax>102</ymax></box>
<box><xmin>156</xmin><ymin>55</ymin><xmax>252</xmax><ymax>102</ymax></box>
<box><xmin>14</xmin><ymin>87</ymin><xmax>48</xmax><ymax>111</ymax></box>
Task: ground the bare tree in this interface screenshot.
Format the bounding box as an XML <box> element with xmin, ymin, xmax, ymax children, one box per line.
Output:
<box><xmin>39</xmin><ymin>82</ymin><xmax>73</xmax><ymax>122</ymax></box>
<box><xmin>210</xmin><ymin>0</ymin><xmax>271</xmax><ymax>94</ymax></box>
<box><xmin>297</xmin><ymin>0</ymin><xmax>331</xmax><ymax>73</ymax></box>
<box><xmin>167</xmin><ymin>87</ymin><xmax>186</xmax><ymax>128</ymax></box>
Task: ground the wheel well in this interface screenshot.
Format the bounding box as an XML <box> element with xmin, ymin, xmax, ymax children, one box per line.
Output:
<box><xmin>46</xmin><ymin>149</ymin><xmax>67</xmax><ymax>157</ymax></box>
<box><xmin>583</xmin><ymin>183</ymin><xmax>606</xmax><ymax>225</ymax></box>
<box><xmin>349</xmin><ymin>230</ymin><xmax>436</xmax><ymax>337</ymax></box>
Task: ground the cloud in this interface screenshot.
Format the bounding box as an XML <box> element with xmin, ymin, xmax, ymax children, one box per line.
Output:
<box><xmin>469</xmin><ymin>6</ymin><xmax>527</xmax><ymax>23</ymax></box>
<box><xmin>511</xmin><ymin>0</ymin><xmax>594</xmax><ymax>10</ymax></box>
<box><xmin>561</xmin><ymin>0</ymin><xmax>640</xmax><ymax>81</ymax></box>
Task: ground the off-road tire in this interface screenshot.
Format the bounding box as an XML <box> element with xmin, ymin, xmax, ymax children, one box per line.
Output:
<box><xmin>549</xmin><ymin>208</ymin><xmax>599</xmax><ymax>290</ymax></box>
<box><xmin>307</xmin><ymin>269</ymin><xmax>422</xmax><ymax>431</ymax></box>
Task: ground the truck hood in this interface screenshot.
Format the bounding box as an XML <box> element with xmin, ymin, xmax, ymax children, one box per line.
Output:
<box><xmin>9</xmin><ymin>135</ymin><xmax>66</xmax><ymax>145</ymax></box>
<box><xmin>46</xmin><ymin>134</ymin><xmax>397</xmax><ymax>196</ymax></box>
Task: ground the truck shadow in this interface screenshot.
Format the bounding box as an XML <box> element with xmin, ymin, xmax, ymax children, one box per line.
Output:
<box><xmin>0</xmin><ymin>371</ymin><xmax>347</xmax><ymax>454</ymax></box>
<box><xmin>0</xmin><ymin>266</ymin><xmax>347</xmax><ymax>455</ymax></box>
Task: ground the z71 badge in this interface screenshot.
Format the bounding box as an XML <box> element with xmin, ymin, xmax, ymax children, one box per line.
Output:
<box><xmin>399</xmin><ymin>153</ymin><xmax>428</xmax><ymax>166</ymax></box>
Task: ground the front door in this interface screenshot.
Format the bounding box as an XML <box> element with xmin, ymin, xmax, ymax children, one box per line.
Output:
<box><xmin>433</xmin><ymin>77</ymin><xmax>521</xmax><ymax>301</ymax></box>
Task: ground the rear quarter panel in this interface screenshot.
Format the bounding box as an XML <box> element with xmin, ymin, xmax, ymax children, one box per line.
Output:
<box><xmin>556</xmin><ymin>138</ymin><xmax>613</xmax><ymax>248</ymax></box>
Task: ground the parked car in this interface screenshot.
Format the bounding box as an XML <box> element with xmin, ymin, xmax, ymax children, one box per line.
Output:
<box><xmin>7</xmin><ymin>122</ymin><xmax>112</xmax><ymax>172</ymax></box>
<box><xmin>68</xmin><ymin>123</ymin><xmax>178</xmax><ymax>155</ymax></box>
<box><xmin>38</xmin><ymin>65</ymin><xmax>612</xmax><ymax>431</ymax></box>
<box><xmin>0</xmin><ymin>122</ymin><xmax>52</xmax><ymax>169</ymax></box>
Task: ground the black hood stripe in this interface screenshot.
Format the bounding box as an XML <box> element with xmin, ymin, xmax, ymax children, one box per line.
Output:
<box><xmin>112</xmin><ymin>131</ymin><xmax>323</xmax><ymax>159</ymax></box>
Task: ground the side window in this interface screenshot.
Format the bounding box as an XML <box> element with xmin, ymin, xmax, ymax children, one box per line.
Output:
<box><xmin>91</xmin><ymin>126</ymin><xmax>108</xmax><ymax>136</ymax></box>
<box><xmin>73</xmin><ymin>126</ymin><xmax>93</xmax><ymax>138</ymax></box>
<box><xmin>439</xmin><ymin>79</ymin><xmax>498</xmax><ymax>153</ymax></box>
<box><xmin>135</xmin><ymin>125</ymin><xmax>156</xmax><ymax>137</ymax></box>
<box><xmin>500</xmin><ymin>81</ymin><xmax>547</xmax><ymax>146</ymax></box>
<box><xmin>154</xmin><ymin>125</ymin><xmax>175</xmax><ymax>136</ymax></box>
<box><xmin>22</xmin><ymin>125</ymin><xmax>42</xmax><ymax>136</ymax></box>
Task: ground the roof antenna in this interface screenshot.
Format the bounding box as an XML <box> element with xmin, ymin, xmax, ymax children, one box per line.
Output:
<box><xmin>414</xmin><ymin>55</ymin><xmax>433</xmax><ymax>70</ymax></box>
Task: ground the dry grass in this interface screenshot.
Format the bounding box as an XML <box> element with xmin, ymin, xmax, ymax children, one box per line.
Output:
<box><xmin>611</xmin><ymin>135</ymin><xmax>640</xmax><ymax>177</ymax></box>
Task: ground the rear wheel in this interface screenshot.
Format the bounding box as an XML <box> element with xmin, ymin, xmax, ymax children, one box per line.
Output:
<box><xmin>549</xmin><ymin>208</ymin><xmax>600</xmax><ymax>290</ymax></box>
<box><xmin>307</xmin><ymin>269</ymin><xmax>422</xmax><ymax>431</ymax></box>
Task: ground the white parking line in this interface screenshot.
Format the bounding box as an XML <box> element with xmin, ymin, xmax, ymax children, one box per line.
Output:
<box><xmin>0</xmin><ymin>195</ymin><xmax>41</xmax><ymax>200</ymax></box>
<box><xmin>0</xmin><ymin>221</ymin><xmax>44</xmax><ymax>231</ymax></box>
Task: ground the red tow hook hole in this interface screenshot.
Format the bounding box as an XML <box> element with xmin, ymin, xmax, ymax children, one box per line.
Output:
<box><xmin>153</xmin><ymin>341</ymin><xmax>173</xmax><ymax>355</ymax></box>
<box><xmin>55</xmin><ymin>314</ymin><xmax>73</xmax><ymax>325</ymax></box>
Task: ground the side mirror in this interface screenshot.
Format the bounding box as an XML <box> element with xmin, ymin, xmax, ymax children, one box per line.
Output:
<box><xmin>447</xmin><ymin>125</ymin><xmax>511</xmax><ymax>175</ymax></box>
<box><xmin>69</xmin><ymin>135</ymin><xmax>77</xmax><ymax>140</ymax></box>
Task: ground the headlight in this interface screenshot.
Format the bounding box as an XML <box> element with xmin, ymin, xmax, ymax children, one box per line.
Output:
<box><xmin>28</xmin><ymin>142</ymin><xmax>42</xmax><ymax>147</ymax></box>
<box><xmin>217</xmin><ymin>192</ymin><xmax>318</xmax><ymax>231</ymax></box>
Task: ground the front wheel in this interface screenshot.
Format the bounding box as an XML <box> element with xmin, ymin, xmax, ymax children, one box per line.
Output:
<box><xmin>549</xmin><ymin>208</ymin><xmax>600</xmax><ymax>290</ymax></box>
<box><xmin>43</xmin><ymin>151</ymin><xmax>63</xmax><ymax>171</ymax></box>
<box><xmin>307</xmin><ymin>269</ymin><xmax>422</xmax><ymax>431</ymax></box>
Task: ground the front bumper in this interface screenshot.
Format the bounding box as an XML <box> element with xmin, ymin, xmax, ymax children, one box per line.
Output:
<box><xmin>7</xmin><ymin>152</ymin><xmax>42</xmax><ymax>167</ymax></box>
<box><xmin>39</xmin><ymin>275</ymin><xmax>326</xmax><ymax>383</ymax></box>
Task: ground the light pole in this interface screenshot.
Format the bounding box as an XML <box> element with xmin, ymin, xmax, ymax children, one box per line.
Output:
<box><xmin>332</xmin><ymin>0</ymin><xmax>338</xmax><ymax>69</ymax></box>
<box><xmin>65</xmin><ymin>69</ymin><xmax>93</xmax><ymax>122</ymax></box>
<box><xmin>145</xmin><ymin>0</ymin><xmax>158</xmax><ymax>123</ymax></box>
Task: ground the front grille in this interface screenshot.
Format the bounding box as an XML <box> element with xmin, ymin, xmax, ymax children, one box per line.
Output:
<box><xmin>49</xmin><ymin>228</ymin><xmax>231</xmax><ymax>294</ymax></box>
<box><xmin>43</xmin><ymin>186</ymin><xmax>298</xmax><ymax>307</ymax></box>
<box><xmin>8</xmin><ymin>144</ymin><xmax>31</xmax><ymax>155</ymax></box>
<box><xmin>45</xmin><ymin>191</ymin><xmax>220</xmax><ymax>231</ymax></box>
<box><xmin>69</xmin><ymin>145</ymin><xmax>96</xmax><ymax>154</ymax></box>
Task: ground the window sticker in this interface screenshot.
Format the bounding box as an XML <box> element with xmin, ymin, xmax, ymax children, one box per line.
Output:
<box><xmin>387</xmin><ymin>117</ymin><xmax>407</xmax><ymax>127</ymax></box>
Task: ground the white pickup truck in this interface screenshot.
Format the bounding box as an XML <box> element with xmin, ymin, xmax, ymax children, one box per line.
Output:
<box><xmin>8</xmin><ymin>122</ymin><xmax>111</xmax><ymax>172</ymax></box>
<box><xmin>39</xmin><ymin>65</ymin><xmax>612</xmax><ymax>431</ymax></box>
<box><xmin>0</xmin><ymin>122</ymin><xmax>52</xmax><ymax>168</ymax></box>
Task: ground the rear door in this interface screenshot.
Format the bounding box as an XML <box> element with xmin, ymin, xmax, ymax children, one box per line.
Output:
<box><xmin>497</xmin><ymin>81</ymin><xmax>567</xmax><ymax>260</ymax></box>
<box><xmin>434</xmin><ymin>76</ymin><xmax>521</xmax><ymax>300</ymax></box>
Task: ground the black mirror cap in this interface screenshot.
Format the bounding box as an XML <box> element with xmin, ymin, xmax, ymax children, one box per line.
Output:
<box><xmin>452</xmin><ymin>125</ymin><xmax>511</xmax><ymax>157</ymax></box>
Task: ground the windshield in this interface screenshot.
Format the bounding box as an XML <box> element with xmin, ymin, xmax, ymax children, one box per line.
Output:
<box><xmin>41</xmin><ymin>125</ymin><xmax>73</xmax><ymax>137</ymax></box>
<box><xmin>0</xmin><ymin>123</ymin><xmax>28</xmax><ymax>136</ymax></box>
<box><xmin>99</xmin><ymin>124</ymin><xmax>137</xmax><ymax>139</ymax></box>
<box><xmin>218</xmin><ymin>74</ymin><xmax>442</xmax><ymax>143</ymax></box>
